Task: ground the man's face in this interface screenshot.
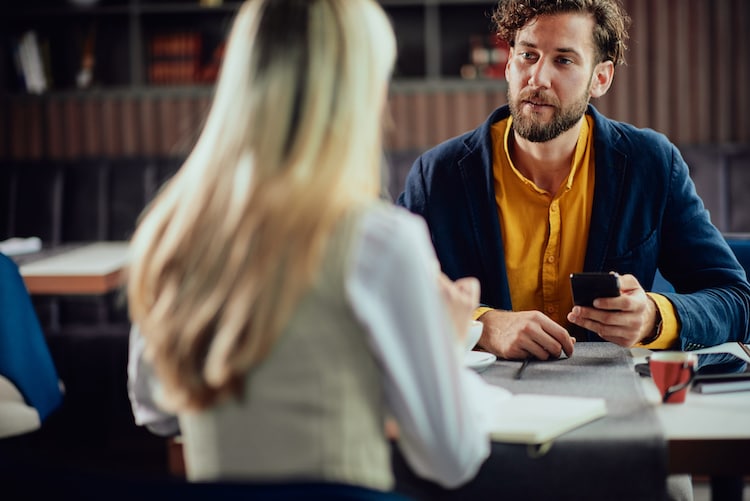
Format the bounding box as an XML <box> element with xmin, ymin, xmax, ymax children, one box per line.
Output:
<box><xmin>505</xmin><ymin>13</ymin><xmax>600</xmax><ymax>143</ymax></box>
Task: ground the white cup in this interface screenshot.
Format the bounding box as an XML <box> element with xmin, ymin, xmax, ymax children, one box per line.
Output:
<box><xmin>463</xmin><ymin>320</ymin><xmax>483</xmax><ymax>352</ymax></box>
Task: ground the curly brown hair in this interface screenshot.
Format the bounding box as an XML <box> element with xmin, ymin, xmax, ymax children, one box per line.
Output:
<box><xmin>491</xmin><ymin>0</ymin><xmax>631</xmax><ymax>65</ymax></box>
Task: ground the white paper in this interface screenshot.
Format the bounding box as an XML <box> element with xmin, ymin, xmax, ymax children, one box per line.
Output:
<box><xmin>0</xmin><ymin>237</ymin><xmax>42</xmax><ymax>256</ymax></box>
<box><xmin>690</xmin><ymin>342</ymin><xmax>750</xmax><ymax>364</ymax></box>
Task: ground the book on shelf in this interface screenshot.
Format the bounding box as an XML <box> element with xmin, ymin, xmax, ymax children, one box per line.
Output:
<box><xmin>62</xmin><ymin>98</ymin><xmax>83</xmax><ymax>160</ymax></box>
<box><xmin>26</xmin><ymin>99</ymin><xmax>44</xmax><ymax>160</ymax></box>
<box><xmin>120</xmin><ymin>97</ymin><xmax>140</xmax><ymax>156</ymax></box>
<box><xmin>81</xmin><ymin>98</ymin><xmax>101</xmax><ymax>157</ymax></box>
<box><xmin>13</xmin><ymin>31</ymin><xmax>48</xmax><ymax>94</ymax></box>
<box><xmin>488</xmin><ymin>393</ymin><xmax>607</xmax><ymax>444</ymax></box>
<box><xmin>148</xmin><ymin>32</ymin><xmax>202</xmax><ymax>85</ymax></box>
<box><xmin>7</xmin><ymin>97</ymin><xmax>44</xmax><ymax>160</ymax></box>
<box><xmin>101</xmin><ymin>97</ymin><xmax>122</xmax><ymax>157</ymax></box>
<box><xmin>147</xmin><ymin>31</ymin><xmax>227</xmax><ymax>85</ymax></box>
<box><xmin>9</xmin><ymin>100</ymin><xmax>29</xmax><ymax>159</ymax></box>
<box><xmin>157</xmin><ymin>97</ymin><xmax>179</xmax><ymax>155</ymax></box>
<box><xmin>138</xmin><ymin>98</ymin><xmax>160</xmax><ymax>157</ymax></box>
<box><xmin>45</xmin><ymin>98</ymin><xmax>65</xmax><ymax>160</ymax></box>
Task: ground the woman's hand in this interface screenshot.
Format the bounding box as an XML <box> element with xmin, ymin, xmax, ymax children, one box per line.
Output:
<box><xmin>438</xmin><ymin>273</ymin><xmax>480</xmax><ymax>341</ymax></box>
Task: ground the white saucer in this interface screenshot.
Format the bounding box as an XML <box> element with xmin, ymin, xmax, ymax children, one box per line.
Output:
<box><xmin>464</xmin><ymin>351</ymin><xmax>496</xmax><ymax>373</ymax></box>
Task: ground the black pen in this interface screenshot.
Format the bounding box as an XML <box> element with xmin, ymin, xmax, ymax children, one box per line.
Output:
<box><xmin>738</xmin><ymin>341</ymin><xmax>750</xmax><ymax>360</ymax></box>
<box><xmin>514</xmin><ymin>357</ymin><xmax>531</xmax><ymax>380</ymax></box>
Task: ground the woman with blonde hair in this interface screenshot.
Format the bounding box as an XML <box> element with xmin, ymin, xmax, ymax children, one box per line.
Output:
<box><xmin>127</xmin><ymin>0</ymin><xmax>509</xmax><ymax>493</ymax></box>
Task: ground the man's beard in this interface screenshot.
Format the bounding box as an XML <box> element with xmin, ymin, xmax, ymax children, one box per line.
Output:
<box><xmin>508</xmin><ymin>85</ymin><xmax>591</xmax><ymax>143</ymax></box>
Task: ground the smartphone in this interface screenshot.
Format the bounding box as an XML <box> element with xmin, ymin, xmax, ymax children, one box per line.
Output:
<box><xmin>570</xmin><ymin>272</ymin><xmax>621</xmax><ymax>307</ymax></box>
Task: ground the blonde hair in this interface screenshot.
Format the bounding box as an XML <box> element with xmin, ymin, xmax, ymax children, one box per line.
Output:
<box><xmin>127</xmin><ymin>0</ymin><xmax>396</xmax><ymax>411</ymax></box>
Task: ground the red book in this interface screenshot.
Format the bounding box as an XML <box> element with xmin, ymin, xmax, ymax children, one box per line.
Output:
<box><xmin>81</xmin><ymin>96</ymin><xmax>101</xmax><ymax>158</ymax></box>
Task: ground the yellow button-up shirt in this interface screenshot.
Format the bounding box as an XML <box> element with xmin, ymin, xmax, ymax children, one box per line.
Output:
<box><xmin>476</xmin><ymin>115</ymin><xmax>677</xmax><ymax>349</ymax></box>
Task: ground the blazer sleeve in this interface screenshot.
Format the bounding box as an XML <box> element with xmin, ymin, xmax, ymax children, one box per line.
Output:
<box><xmin>655</xmin><ymin>144</ymin><xmax>750</xmax><ymax>349</ymax></box>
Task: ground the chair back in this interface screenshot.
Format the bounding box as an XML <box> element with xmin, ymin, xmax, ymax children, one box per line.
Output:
<box><xmin>0</xmin><ymin>253</ymin><xmax>63</xmax><ymax>421</ymax></box>
<box><xmin>654</xmin><ymin>233</ymin><xmax>750</xmax><ymax>293</ymax></box>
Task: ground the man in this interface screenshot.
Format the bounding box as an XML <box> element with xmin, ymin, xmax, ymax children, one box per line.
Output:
<box><xmin>397</xmin><ymin>0</ymin><xmax>750</xmax><ymax>361</ymax></box>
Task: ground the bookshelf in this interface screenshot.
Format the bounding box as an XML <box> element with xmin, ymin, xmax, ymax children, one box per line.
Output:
<box><xmin>380</xmin><ymin>0</ymin><xmax>506</xmax><ymax>82</ymax></box>
<box><xmin>1</xmin><ymin>0</ymin><xmax>503</xmax><ymax>92</ymax></box>
<box><xmin>0</xmin><ymin>1</ymin><xmax>238</xmax><ymax>91</ymax></box>
<box><xmin>0</xmin><ymin>1</ymin><xmax>508</xmax><ymax>249</ymax></box>
<box><xmin>0</xmin><ymin>0</ymin><xmax>506</xmax><ymax>158</ymax></box>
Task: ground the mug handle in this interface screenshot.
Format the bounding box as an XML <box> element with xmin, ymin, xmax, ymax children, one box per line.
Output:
<box><xmin>662</xmin><ymin>360</ymin><xmax>696</xmax><ymax>403</ymax></box>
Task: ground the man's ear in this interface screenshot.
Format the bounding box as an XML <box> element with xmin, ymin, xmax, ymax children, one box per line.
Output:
<box><xmin>590</xmin><ymin>60</ymin><xmax>614</xmax><ymax>98</ymax></box>
<box><xmin>505</xmin><ymin>47</ymin><xmax>514</xmax><ymax>81</ymax></box>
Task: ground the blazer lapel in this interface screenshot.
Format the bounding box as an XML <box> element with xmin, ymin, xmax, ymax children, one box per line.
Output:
<box><xmin>584</xmin><ymin>107</ymin><xmax>627</xmax><ymax>272</ymax></box>
<box><xmin>457</xmin><ymin>114</ymin><xmax>513</xmax><ymax>309</ymax></box>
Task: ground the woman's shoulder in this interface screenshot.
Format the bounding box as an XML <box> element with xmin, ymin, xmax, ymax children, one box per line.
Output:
<box><xmin>359</xmin><ymin>201</ymin><xmax>429</xmax><ymax>239</ymax></box>
<box><xmin>345</xmin><ymin>201</ymin><xmax>432</xmax><ymax>266</ymax></box>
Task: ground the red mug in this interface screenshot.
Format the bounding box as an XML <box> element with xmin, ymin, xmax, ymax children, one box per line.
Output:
<box><xmin>649</xmin><ymin>352</ymin><xmax>698</xmax><ymax>404</ymax></box>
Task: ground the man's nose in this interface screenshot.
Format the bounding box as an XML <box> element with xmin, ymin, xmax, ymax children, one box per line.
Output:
<box><xmin>528</xmin><ymin>58</ymin><xmax>552</xmax><ymax>88</ymax></box>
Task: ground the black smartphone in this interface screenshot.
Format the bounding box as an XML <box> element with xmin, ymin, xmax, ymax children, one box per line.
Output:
<box><xmin>570</xmin><ymin>272</ymin><xmax>621</xmax><ymax>307</ymax></box>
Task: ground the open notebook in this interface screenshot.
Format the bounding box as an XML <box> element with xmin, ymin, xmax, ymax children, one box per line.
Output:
<box><xmin>488</xmin><ymin>394</ymin><xmax>607</xmax><ymax>444</ymax></box>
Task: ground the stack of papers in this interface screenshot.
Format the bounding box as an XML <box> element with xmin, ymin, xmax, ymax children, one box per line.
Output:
<box><xmin>0</xmin><ymin>237</ymin><xmax>42</xmax><ymax>256</ymax></box>
<box><xmin>689</xmin><ymin>342</ymin><xmax>750</xmax><ymax>394</ymax></box>
<box><xmin>690</xmin><ymin>342</ymin><xmax>750</xmax><ymax>364</ymax></box>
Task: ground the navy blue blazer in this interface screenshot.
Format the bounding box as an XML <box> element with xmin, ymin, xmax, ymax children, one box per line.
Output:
<box><xmin>397</xmin><ymin>104</ymin><xmax>750</xmax><ymax>349</ymax></box>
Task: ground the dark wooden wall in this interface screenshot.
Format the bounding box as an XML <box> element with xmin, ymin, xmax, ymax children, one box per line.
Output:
<box><xmin>388</xmin><ymin>0</ymin><xmax>750</xmax><ymax>150</ymax></box>
<box><xmin>596</xmin><ymin>0</ymin><xmax>750</xmax><ymax>145</ymax></box>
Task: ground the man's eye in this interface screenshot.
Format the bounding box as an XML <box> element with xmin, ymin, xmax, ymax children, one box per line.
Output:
<box><xmin>557</xmin><ymin>58</ymin><xmax>573</xmax><ymax>65</ymax></box>
<box><xmin>520</xmin><ymin>52</ymin><xmax>537</xmax><ymax>61</ymax></box>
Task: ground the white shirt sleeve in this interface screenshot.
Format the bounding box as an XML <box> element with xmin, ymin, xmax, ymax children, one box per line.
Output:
<box><xmin>127</xmin><ymin>325</ymin><xmax>181</xmax><ymax>437</ymax></box>
<box><xmin>346</xmin><ymin>205</ymin><xmax>511</xmax><ymax>488</ymax></box>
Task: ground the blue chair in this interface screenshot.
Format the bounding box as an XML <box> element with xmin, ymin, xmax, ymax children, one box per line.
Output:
<box><xmin>724</xmin><ymin>233</ymin><xmax>750</xmax><ymax>274</ymax></box>
<box><xmin>653</xmin><ymin>233</ymin><xmax>750</xmax><ymax>293</ymax></box>
<box><xmin>0</xmin><ymin>253</ymin><xmax>63</xmax><ymax>436</ymax></box>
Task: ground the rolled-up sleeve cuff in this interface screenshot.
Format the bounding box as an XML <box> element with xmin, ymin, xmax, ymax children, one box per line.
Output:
<box><xmin>473</xmin><ymin>306</ymin><xmax>494</xmax><ymax>321</ymax></box>
<box><xmin>638</xmin><ymin>293</ymin><xmax>680</xmax><ymax>349</ymax></box>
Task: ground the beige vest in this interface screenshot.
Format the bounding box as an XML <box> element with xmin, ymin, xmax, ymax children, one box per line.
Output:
<box><xmin>179</xmin><ymin>207</ymin><xmax>391</xmax><ymax>490</ymax></box>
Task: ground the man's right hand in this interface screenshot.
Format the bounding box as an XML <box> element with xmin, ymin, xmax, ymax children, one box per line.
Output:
<box><xmin>476</xmin><ymin>309</ymin><xmax>575</xmax><ymax>360</ymax></box>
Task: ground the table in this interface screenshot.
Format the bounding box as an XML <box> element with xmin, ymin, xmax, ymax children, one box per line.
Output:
<box><xmin>14</xmin><ymin>242</ymin><xmax>129</xmax><ymax>332</ymax></box>
<box><xmin>631</xmin><ymin>347</ymin><xmax>750</xmax><ymax>476</ymax></box>
<box><xmin>394</xmin><ymin>343</ymin><xmax>667</xmax><ymax>500</ymax></box>
<box><xmin>393</xmin><ymin>343</ymin><xmax>750</xmax><ymax>501</ymax></box>
<box><xmin>160</xmin><ymin>342</ymin><xmax>748</xmax><ymax>499</ymax></box>
<box><xmin>17</xmin><ymin>242</ymin><xmax>129</xmax><ymax>295</ymax></box>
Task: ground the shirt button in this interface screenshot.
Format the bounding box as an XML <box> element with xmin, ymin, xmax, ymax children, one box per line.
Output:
<box><xmin>547</xmin><ymin>255</ymin><xmax>555</xmax><ymax>263</ymax></box>
<box><xmin>546</xmin><ymin>305</ymin><xmax>556</xmax><ymax>314</ymax></box>
<box><xmin>550</xmin><ymin>203</ymin><xmax>558</xmax><ymax>212</ymax></box>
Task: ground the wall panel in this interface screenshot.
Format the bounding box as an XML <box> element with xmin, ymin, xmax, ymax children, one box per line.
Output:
<box><xmin>598</xmin><ymin>0</ymin><xmax>748</xmax><ymax>145</ymax></box>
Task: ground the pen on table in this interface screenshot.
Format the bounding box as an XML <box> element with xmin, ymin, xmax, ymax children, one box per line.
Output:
<box><xmin>738</xmin><ymin>341</ymin><xmax>750</xmax><ymax>360</ymax></box>
<box><xmin>514</xmin><ymin>357</ymin><xmax>531</xmax><ymax>380</ymax></box>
